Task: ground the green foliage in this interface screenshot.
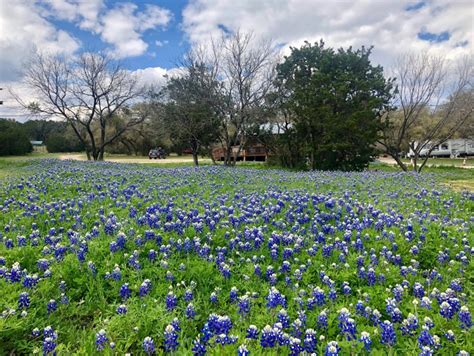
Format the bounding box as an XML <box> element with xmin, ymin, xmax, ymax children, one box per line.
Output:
<box><xmin>0</xmin><ymin>119</ymin><xmax>33</xmax><ymax>156</ymax></box>
<box><xmin>45</xmin><ymin>133</ymin><xmax>84</xmax><ymax>153</ymax></box>
<box><xmin>275</xmin><ymin>40</ymin><xmax>395</xmax><ymax>171</ymax></box>
<box><xmin>160</xmin><ymin>63</ymin><xmax>221</xmax><ymax>164</ymax></box>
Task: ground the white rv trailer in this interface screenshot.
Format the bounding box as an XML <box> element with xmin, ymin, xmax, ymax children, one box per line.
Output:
<box><xmin>408</xmin><ymin>139</ymin><xmax>474</xmax><ymax>158</ymax></box>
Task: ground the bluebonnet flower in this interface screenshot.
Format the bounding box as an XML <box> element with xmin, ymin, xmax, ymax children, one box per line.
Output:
<box><xmin>32</xmin><ymin>328</ymin><xmax>41</xmax><ymax>337</ymax></box>
<box><xmin>420</xmin><ymin>297</ymin><xmax>432</xmax><ymax>309</ymax></box>
<box><xmin>289</xmin><ymin>337</ymin><xmax>302</xmax><ymax>355</ymax></box>
<box><xmin>215</xmin><ymin>333</ymin><xmax>238</xmax><ymax>345</ymax></box>
<box><xmin>418</xmin><ymin>326</ymin><xmax>434</xmax><ymax>348</ymax></box>
<box><xmin>367</xmin><ymin>268</ymin><xmax>376</xmax><ymax>286</ymax></box>
<box><xmin>246</xmin><ymin>325</ymin><xmax>259</xmax><ymax>339</ymax></box>
<box><xmin>444</xmin><ymin>330</ymin><xmax>455</xmax><ymax>341</ymax></box>
<box><xmin>342</xmin><ymin>318</ymin><xmax>357</xmax><ymax>341</ymax></box>
<box><xmin>448</xmin><ymin>298</ymin><xmax>462</xmax><ymax>314</ymax></box>
<box><xmin>165</xmin><ymin>271</ymin><xmax>175</xmax><ymax>282</ymax></box>
<box><xmin>23</xmin><ymin>274</ymin><xmax>39</xmax><ymax>288</ymax></box>
<box><xmin>278</xmin><ymin>308</ymin><xmax>290</xmax><ymax>328</ymax></box>
<box><xmin>360</xmin><ymin>331</ymin><xmax>372</xmax><ymax>352</ymax></box>
<box><xmin>148</xmin><ymin>249</ymin><xmax>157</xmax><ymax>261</ymax></box>
<box><xmin>59</xmin><ymin>280</ymin><xmax>66</xmax><ymax>291</ymax></box>
<box><xmin>192</xmin><ymin>338</ymin><xmax>206</xmax><ymax>356</ymax></box>
<box><xmin>116</xmin><ymin>304</ymin><xmax>127</xmax><ymax>315</ymax></box>
<box><xmin>43</xmin><ymin>337</ymin><xmax>56</xmax><ymax>355</ymax></box>
<box><xmin>413</xmin><ymin>282</ymin><xmax>425</xmax><ymax>298</ymax></box>
<box><xmin>142</xmin><ymin>336</ymin><xmax>155</xmax><ymax>355</ymax></box>
<box><xmin>219</xmin><ymin>262</ymin><xmax>231</xmax><ymax>279</ymax></box>
<box><xmin>266</xmin><ymin>287</ymin><xmax>286</xmax><ymax>309</ymax></box>
<box><xmin>120</xmin><ymin>283</ymin><xmax>131</xmax><ymax>300</ymax></box>
<box><xmin>184</xmin><ymin>289</ymin><xmax>193</xmax><ymax>302</ymax></box>
<box><xmin>18</xmin><ymin>292</ymin><xmax>30</xmax><ymax>309</ymax></box>
<box><xmin>238</xmin><ymin>295</ymin><xmax>251</xmax><ymax>316</ymax></box>
<box><xmin>60</xmin><ymin>293</ymin><xmax>69</xmax><ymax>305</ymax></box>
<box><xmin>380</xmin><ymin>320</ymin><xmax>396</xmax><ymax>346</ymax></box>
<box><xmin>392</xmin><ymin>284</ymin><xmax>404</xmax><ymax>301</ymax></box>
<box><xmin>210</xmin><ymin>292</ymin><xmax>218</xmax><ymax>303</ymax></box>
<box><xmin>47</xmin><ymin>299</ymin><xmax>57</xmax><ymax>314</ymax></box>
<box><xmin>423</xmin><ymin>317</ymin><xmax>435</xmax><ymax>329</ymax></box>
<box><xmin>356</xmin><ymin>300</ymin><xmax>366</xmax><ymax>316</ymax></box>
<box><xmin>111</xmin><ymin>266</ymin><xmax>121</xmax><ymax>281</ymax></box>
<box><xmin>87</xmin><ymin>261</ymin><xmax>97</xmax><ymax>276</ymax></box>
<box><xmin>43</xmin><ymin>326</ymin><xmax>57</xmax><ymax>339</ymax></box>
<box><xmin>440</xmin><ymin>301</ymin><xmax>454</xmax><ymax>319</ymax></box>
<box><xmin>449</xmin><ymin>279</ymin><xmax>462</xmax><ymax>292</ymax></box>
<box><xmin>312</xmin><ymin>287</ymin><xmax>326</xmax><ymax>306</ymax></box>
<box><xmin>337</xmin><ymin>308</ymin><xmax>350</xmax><ymax>329</ymax></box>
<box><xmin>229</xmin><ymin>287</ymin><xmax>239</xmax><ymax>302</ymax></box>
<box><xmin>459</xmin><ymin>306</ymin><xmax>472</xmax><ymax>329</ymax></box>
<box><xmin>139</xmin><ymin>279</ymin><xmax>152</xmax><ymax>297</ymax></box>
<box><xmin>200</xmin><ymin>323</ymin><xmax>213</xmax><ymax>343</ymax></box>
<box><xmin>214</xmin><ymin>315</ymin><xmax>233</xmax><ymax>334</ymax></box>
<box><xmin>95</xmin><ymin>329</ymin><xmax>108</xmax><ymax>351</ymax></box>
<box><xmin>325</xmin><ymin>341</ymin><xmax>340</xmax><ymax>356</ymax></box>
<box><xmin>186</xmin><ymin>303</ymin><xmax>196</xmax><ymax>319</ymax></box>
<box><xmin>238</xmin><ymin>344</ymin><xmax>250</xmax><ymax>356</ymax></box>
<box><xmin>164</xmin><ymin>324</ymin><xmax>179</xmax><ymax>352</ymax></box>
<box><xmin>303</xmin><ymin>328</ymin><xmax>317</xmax><ymax>353</ymax></box>
<box><xmin>166</xmin><ymin>291</ymin><xmax>178</xmax><ymax>311</ymax></box>
<box><xmin>419</xmin><ymin>346</ymin><xmax>434</xmax><ymax>356</ymax></box>
<box><xmin>164</xmin><ymin>318</ymin><xmax>178</xmax><ymax>332</ymax></box>
<box><xmin>401</xmin><ymin>313</ymin><xmax>419</xmax><ymax>335</ymax></box>
<box><xmin>318</xmin><ymin>310</ymin><xmax>328</xmax><ymax>330</ymax></box>
<box><xmin>291</xmin><ymin>318</ymin><xmax>303</xmax><ymax>338</ymax></box>
<box><xmin>260</xmin><ymin>325</ymin><xmax>277</xmax><ymax>348</ymax></box>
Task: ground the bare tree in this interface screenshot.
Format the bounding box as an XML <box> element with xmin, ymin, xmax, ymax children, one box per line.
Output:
<box><xmin>198</xmin><ymin>30</ymin><xmax>278</xmax><ymax>165</ymax></box>
<box><xmin>379</xmin><ymin>52</ymin><xmax>473</xmax><ymax>172</ymax></box>
<box><xmin>15</xmin><ymin>51</ymin><xmax>148</xmax><ymax>160</ymax></box>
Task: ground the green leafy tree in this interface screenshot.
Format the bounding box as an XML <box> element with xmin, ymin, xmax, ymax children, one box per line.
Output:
<box><xmin>276</xmin><ymin>40</ymin><xmax>394</xmax><ymax>171</ymax></box>
<box><xmin>160</xmin><ymin>62</ymin><xmax>221</xmax><ymax>166</ymax></box>
<box><xmin>0</xmin><ymin>119</ymin><xmax>33</xmax><ymax>155</ymax></box>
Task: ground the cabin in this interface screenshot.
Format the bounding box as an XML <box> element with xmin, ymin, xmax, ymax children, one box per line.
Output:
<box><xmin>212</xmin><ymin>144</ymin><xmax>269</xmax><ymax>162</ymax></box>
<box><xmin>30</xmin><ymin>140</ymin><xmax>47</xmax><ymax>153</ymax></box>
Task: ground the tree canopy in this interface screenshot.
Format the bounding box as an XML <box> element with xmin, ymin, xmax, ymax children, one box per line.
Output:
<box><xmin>275</xmin><ymin>40</ymin><xmax>395</xmax><ymax>171</ymax></box>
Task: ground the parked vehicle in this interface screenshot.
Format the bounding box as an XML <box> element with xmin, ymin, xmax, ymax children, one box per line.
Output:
<box><xmin>408</xmin><ymin>139</ymin><xmax>474</xmax><ymax>158</ymax></box>
<box><xmin>148</xmin><ymin>149</ymin><xmax>160</xmax><ymax>159</ymax></box>
<box><xmin>149</xmin><ymin>147</ymin><xmax>167</xmax><ymax>159</ymax></box>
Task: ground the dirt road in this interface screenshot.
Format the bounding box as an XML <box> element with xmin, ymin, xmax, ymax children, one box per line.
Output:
<box><xmin>58</xmin><ymin>154</ymin><xmax>212</xmax><ymax>164</ymax></box>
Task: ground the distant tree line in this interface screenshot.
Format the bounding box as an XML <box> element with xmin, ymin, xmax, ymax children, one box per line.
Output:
<box><xmin>14</xmin><ymin>31</ymin><xmax>473</xmax><ymax>171</ymax></box>
<box><xmin>0</xmin><ymin>119</ymin><xmax>84</xmax><ymax>155</ymax></box>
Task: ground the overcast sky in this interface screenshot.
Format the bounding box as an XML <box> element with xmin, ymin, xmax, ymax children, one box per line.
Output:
<box><xmin>0</xmin><ymin>0</ymin><xmax>472</xmax><ymax>119</ymax></box>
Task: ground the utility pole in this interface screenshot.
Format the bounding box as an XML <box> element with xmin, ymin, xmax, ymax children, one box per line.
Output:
<box><xmin>0</xmin><ymin>88</ymin><xmax>3</xmax><ymax>105</ymax></box>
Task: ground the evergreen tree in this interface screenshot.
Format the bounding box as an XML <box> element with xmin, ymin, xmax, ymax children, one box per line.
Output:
<box><xmin>276</xmin><ymin>41</ymin><xmax>394</xmax><ymax>170</ymax></box>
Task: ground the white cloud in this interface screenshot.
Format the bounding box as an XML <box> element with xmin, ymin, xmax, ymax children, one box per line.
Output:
<box><xmin>41</xmin><ymin>0</ymin><xmax>104</xmax><ymax>32</ymax></box>
<box><xmin>42</xmin><ymin>1</ymin><xmax>172</xmax><ymax>58</ymax></box>
<box><xmin>0</xmin><ymin>1</ymin><xmax>81</xmax><ymax>119</ymax></box>
<box><xmin>182</xmin><ymin>0</ymin><xmax>473</xmax><ymax>69</ymax></box>
<box><xmin>133</xmin><ymin>66</ymin><xmax>182</xmax><ymax>89</ymax></box>
<box><xmin>100</xmin><ymin>3</ymin><xmax>171</xmax><ymax>58</ymax></box>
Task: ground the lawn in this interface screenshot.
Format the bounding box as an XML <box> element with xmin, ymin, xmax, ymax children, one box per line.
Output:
<box><xmin>0</xmin><ymin>159</ymin><xmax>472</xmax><ymax>355</ymax></box>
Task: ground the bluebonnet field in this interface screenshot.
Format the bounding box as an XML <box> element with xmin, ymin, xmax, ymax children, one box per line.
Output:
<box><xmin>0</xmin><ymin>160</ymin><xmax>472</xmax><ymax>355</ymax></box>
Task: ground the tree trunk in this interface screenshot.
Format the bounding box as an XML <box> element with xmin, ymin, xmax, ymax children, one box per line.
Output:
<box><xmin>224</xmin><ymin>145</ymin><xmax>233</xmax><ymax>166</ymax></box>
<box><xmin>98</xmin><ymin>148</ymin><xmax>105</xmax><ymax>161</ymax></box>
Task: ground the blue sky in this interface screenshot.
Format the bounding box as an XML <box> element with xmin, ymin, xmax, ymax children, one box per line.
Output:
<box><xmin>0</xmin><ymin>0</ymin><xmax>472</xmax><ymax>119</ymax></box>
<box><xmin>46</xmin><ymin>0</ymin><xmax>191</xmax><ymax>70</ymax></box>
